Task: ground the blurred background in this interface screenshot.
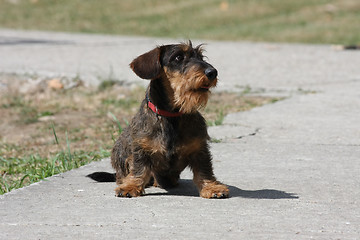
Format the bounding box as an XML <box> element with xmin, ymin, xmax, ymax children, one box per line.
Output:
<box><xmin>0</xmin><ymin>0</ymin><xmax>359</xmax><ymax>44</ymax></box>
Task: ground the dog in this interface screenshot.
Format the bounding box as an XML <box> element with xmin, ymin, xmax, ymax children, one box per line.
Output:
<box><xmin>92</xmin><ymin>41</ymin><xmax>229</xmax><ymax>199</ymax></box>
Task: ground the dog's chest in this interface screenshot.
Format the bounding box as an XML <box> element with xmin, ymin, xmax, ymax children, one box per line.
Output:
<box><xmin>174</xmin><ymin>137</ymin><xmax>204</xmax><ymax>158</ymax></box>
<box><xmin>141</xmin><ymin>118</ymin><xmax>205</xmax><ymax>158</ymax></box>
<box><xmin>166</xmin><ymin>117</ymin><xmax>206</xmax><ymax>156</ymax></box>
<box><xmin>140</xmin><ymin>132</ymin><xmax>203</xmax><ymax>158</ymax></box>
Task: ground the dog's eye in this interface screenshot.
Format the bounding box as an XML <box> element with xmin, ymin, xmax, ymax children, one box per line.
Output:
<box><xmin>174</xmin><ymin>54</ymin><xmax>184</xmax><ymax>62</ymax></box>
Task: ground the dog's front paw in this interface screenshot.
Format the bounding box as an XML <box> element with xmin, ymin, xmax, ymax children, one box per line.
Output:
<box><xmin>115</xmin><ymin>185</ymin><xmax>144</xmax><ymax>198</ymax></box>
<box><xmin>200</xmin><ymin>182</ymin><xmax>230</xmax><ymax>199</ymax></box>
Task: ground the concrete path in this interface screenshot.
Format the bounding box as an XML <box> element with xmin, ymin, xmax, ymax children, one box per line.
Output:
<box><xmin>1</xmin><ymin>29</ymin><xmax>360</xmax><ymax>239</ymax></box>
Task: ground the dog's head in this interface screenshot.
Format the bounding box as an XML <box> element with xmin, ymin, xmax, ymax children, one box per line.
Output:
<box><xmin>130</xmin><ymin>41</ymin><xmax>218</xmax><ymax>114</ymax></box>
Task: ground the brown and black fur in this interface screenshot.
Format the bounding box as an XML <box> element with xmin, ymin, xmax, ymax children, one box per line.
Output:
<box><xmin>110</xmin><ymin>41</ymin><xmax>229</xmax><ymax>198</ymax></box>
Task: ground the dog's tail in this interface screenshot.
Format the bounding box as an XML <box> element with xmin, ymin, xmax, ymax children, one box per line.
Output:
<box><xmin>87</xmin><ymin>172</ymin><xmax>116</xmax><ymax>182</ymax></box>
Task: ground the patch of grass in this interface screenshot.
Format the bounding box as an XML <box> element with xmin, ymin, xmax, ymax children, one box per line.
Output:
<box><xmin>1</xmin><ymin>93</ymin><xmax>56</xmax><ymax>124</ymax></box>
<box><xmin>0</xmin><ymin>120</ymin><xmax>110</xmax><ymax>194</ymax></box>
<box><xmin>0</xmin><ymin>0</ymin><xmax>359</xmax><ymax>44</ymax></box>
<box><xmin>240</xmin><ymin>85</ymin><xmax>253</xmax><ymax>95</ymax></box>
<box><xmin>51</xmin><ymin>122</ymin><xmax>59</xmax><ymax>145</ymax></box>
<box><xmin>101</xmin><ymin>98</ymin><xmax>139</xmax><ymax>110</ymax></box>
<box><xmin>20</xmin><ymin>105</ymin><xmax>39</xmax><ymax>124</ymax></box>
<box><xmin>210</xmin><ymin>138</ymin><xmax>222</xmax><ymax>143</ymax></box>
<box><xmin>98</xmin><ymin>80</ymin><xmax>119</xmax><ymax>91</ymax></box>
<box><xmin>1</xmin><ymin>95</ymin><xmax>25</xmax><ymax>109</ymax></box>
<box><xmin>108</xmin><ymin>111</ymin><xmax>123</xmax><ymax>136</ymax></box>
<box><xmin>297</xmin><ymin>88</ymin><xmax>318</xmax><ymax>95</ymax></box>
<box><xmin>0</xmin><ymin>148</ymin><xmax>110</xmax><ymax>195</ymax></box>
<box><xmin>207</xmin><ymin>110</ymin><xmax>225</xmax><ymax>126</ymax></box>
<box><xmin>39</xmin><ymin>111</ymin><xmax>54</xmax><ymax>117</ymax></box>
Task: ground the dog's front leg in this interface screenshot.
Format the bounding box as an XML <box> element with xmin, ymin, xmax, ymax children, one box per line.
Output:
<box><xmin>191</xmin><ymin>149</ymin><xmax>229</xmax><ymax>199</ymax></box>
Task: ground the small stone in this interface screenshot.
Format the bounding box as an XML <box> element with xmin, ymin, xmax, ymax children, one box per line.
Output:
<box><xmin>48</xmin><ymin>78</ymin><xmax>63</xmax><ymax>89</ymax></box>
<box><xmin>38</xmin><ymin>116</ymin><xmax>56</xmax><ymax>122</ymax></box>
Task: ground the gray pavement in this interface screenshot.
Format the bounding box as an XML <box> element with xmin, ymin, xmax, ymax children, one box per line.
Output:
<box><xmin>0</xmin><ymin>29</ymin><xmax>360</xmax><ymax>239</ymax></box>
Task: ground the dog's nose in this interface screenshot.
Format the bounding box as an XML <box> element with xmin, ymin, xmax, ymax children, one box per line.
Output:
<box><xmin>205</xmin><ymin>68</ymin><xmax>218</xmax><ymax>81</ymax></box>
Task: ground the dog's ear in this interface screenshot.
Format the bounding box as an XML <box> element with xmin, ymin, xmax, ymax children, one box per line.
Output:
<box><xmin>130</xmin><ymin>47</ymin><xmax>162</xmax><ymax>80</ymax></box>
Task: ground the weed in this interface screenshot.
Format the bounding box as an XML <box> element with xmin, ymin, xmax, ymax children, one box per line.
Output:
<box><xmin>241</xmin><ymin>85</ymin><xmax>252</xmax><ymax>95</ymax></box>
<box><xmin>297</xmin><ymin>88</ymin><xmax>317</xmax><ymax>94</ymax></box>
<box><xmin>20</xmin><ymin>105</ymin><xmax>39</xmax><ymax>124</ymax></box>
<box><xmin>108</xmin><ymin>112</ymin><xmax>123</xmax><ymax>135</ymax></box>
<box><xmin>207</xmin><ymin>111</ymin><xmax>225</xmax><ymax>127</ymax></box>
<box><xmin>39</xmin><ymin>111</ymin><xmax>54</xmax><ymax>117</ymax></box>
<box><xmin>65</xmin><ymin>131</ymin><xmax>72</xmax><ymax>163</ymax></box>
<box><xmin>1</xmin><ymin>95</ymin><xmax>25</xmax><ymax>109</ymax></box>
<box><xmin>210</xmin><ymin>138</ymin><xmax>222</xmax><ymax>143</ymax></box>
<box><xmin>98</xmin><ymin>80</ymin><xmax>118</xmax><ymax>91</ymax></box>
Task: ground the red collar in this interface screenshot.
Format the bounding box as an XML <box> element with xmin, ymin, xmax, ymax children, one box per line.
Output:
<box><xmin>147</xmin><ymin>100</ymin><xmax>183</xmax><ymax>117</ymax></box>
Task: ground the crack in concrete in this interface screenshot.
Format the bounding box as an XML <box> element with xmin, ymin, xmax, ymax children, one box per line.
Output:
<box><xmin>236</xmin><ymin>128</ymin><xmax>260</xmax><ymax>139</ymax></box>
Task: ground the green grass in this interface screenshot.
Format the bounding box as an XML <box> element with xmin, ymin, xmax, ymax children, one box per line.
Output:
<box><xmin>108</xmin><ymin>111</ymin><xmax>123</xmax><ymax>135</ymax></box>
<box><xmin>0</xmin><ymin>139</ymin><xmax>110</xmax><ymax>195</ymax></box>
<box><xmin>207</xmin><ymin>111</ymin><xmax>225</xmax><ymax>126</ymax></box>
<box><xmin>0</xmin><ymin>0</ymin><xmax>359</xmax><ymax>44</ymax></box>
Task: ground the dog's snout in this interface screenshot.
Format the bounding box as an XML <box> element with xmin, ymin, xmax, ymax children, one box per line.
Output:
<box><xmin>205</xmin><ymin>68</ymin><xmax>218</xmax><ymax>81</ymax></box>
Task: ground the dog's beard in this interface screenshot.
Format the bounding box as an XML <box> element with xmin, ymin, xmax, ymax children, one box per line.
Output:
<box><xmin>165</xmin><ymin>68</ymin><xmax>216</xmax><ymax>114</ymax></box>
<box><xmin>174</xmin><ymin>89</ymin><xmax>210</xmax><ymax>113</ymax></box>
